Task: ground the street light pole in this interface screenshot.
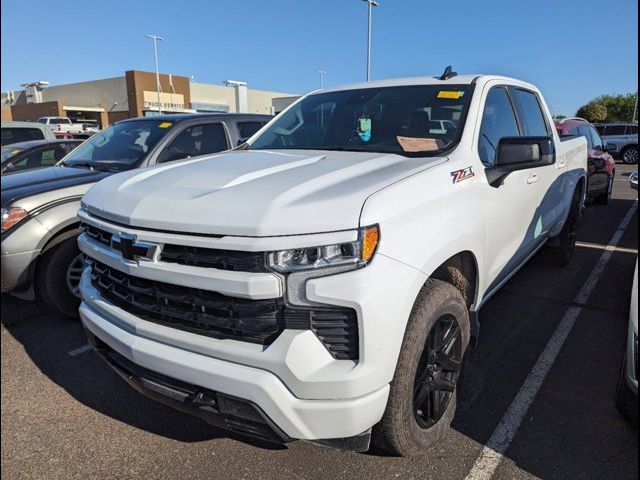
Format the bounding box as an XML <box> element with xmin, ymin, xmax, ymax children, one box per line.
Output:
<box><xmin>632</xmin><ymin>92</ymin><xmax>638</xmax><ymax>123</ymax></box>
<box><xmin>145</xmin><ymin>34</ymin><xmax>164</xmax><ymax>115</ymax></box>
<box><xmin>362</xmin><ymin>0</ymin><xmax>379</xmax><ymax>82</ymax></box>
<box><xmin>317</xmin><ymin>70</ymin><xmax>327</xmax><ymax>89</ymax></box>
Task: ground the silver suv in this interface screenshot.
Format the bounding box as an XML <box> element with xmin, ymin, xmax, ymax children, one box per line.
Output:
<box><xmin>594</xmin><ymin>123</ymin><xmax>638</xmax><ymax>164</ymax></box>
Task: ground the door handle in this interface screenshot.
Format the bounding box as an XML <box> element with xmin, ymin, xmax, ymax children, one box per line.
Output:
<box><xmin>556</xmin><ymin>161</ymin><xmax>567</xmax><ymax>169</ymax></box>
<box><xmin>526</xmin><ymin>174</ymin><xmax>540</xmax><ymax>184</ymax></box>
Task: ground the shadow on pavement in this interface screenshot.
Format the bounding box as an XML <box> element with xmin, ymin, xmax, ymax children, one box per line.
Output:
<box><xmin>0</xmin><ymin>294</ymin><xmax>284</xmax><ymax>450</ymax></box>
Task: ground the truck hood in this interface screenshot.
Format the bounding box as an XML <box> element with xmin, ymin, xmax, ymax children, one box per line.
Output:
<box><xmin>1</xmin><ymin>166</ymin><xmax>112</xmax><ymax>208</ymax></box>
<box><xmin>83</xmin><ymin>149</ymin><xmax>446</xmax><ymax>237</ymax></box>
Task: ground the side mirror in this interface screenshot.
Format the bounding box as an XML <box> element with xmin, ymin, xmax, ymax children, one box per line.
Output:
<box><xmin>604</xmin><ymin>143</ymin><xmax>617</xmax><ymax>153</ymax></box>
<box><xmin>486</xmin><ymin>136</ymin><xmax>555</xmax><ymax>187</ymax></box>
<box><xmin>237</xmin><ymin>137</ymin><xmax>249</xmax><ymax>146</ymax></box>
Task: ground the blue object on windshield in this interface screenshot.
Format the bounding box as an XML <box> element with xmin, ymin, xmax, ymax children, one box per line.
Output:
<box><xmin>357</xmin><ymin>117</ymin><xmax>372</xmax><ymax>142</ymax></box>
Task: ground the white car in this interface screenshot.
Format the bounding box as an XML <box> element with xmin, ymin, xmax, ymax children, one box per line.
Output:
<box><xmin>77</xmin><ymin>72</ymin><xmax>588</xmax><ymax>455</ymax></box>
<box><xmin>616</xmin><ymin>260</ymin><xmax>638</xmax><ymax>426</ymax></box>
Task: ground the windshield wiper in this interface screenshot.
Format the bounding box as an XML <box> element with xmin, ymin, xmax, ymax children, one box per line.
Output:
<box><xmin>62</xmin><ymin>161</ymin><xmax>123</xmax><ymax>172</ymax></box>
<box><xmin>62</xmin><ymin>161</ymin><xmax>96</xmax><ymax>170</ymax></box>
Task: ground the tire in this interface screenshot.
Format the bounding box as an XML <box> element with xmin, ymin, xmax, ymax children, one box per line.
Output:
<box><xmin>547</xmin><ymin>187</ymin><xmax>582</xmax><ymax>267</ymax></box>
<box><xmin>35</xmin><ymin>236</ymin><xmax>84</xmax><ymax>318</ymax></box>
<box><xmin>593</xmin><ymin>175</ymin><xmax>613</xmax><ymax>206</ymax></box>
<box><xmin>615</xmin><ymin>356</ymin><xmax>638</xmax><ymax>427</ymax></box>
<box><xmin>373</xmin><ymin>279</ymin><xmax>470</xmax><ymax>456</ymax></box>
<box><xmin>622</xmin><ymin>146</ymin><xmax>638</xmax><ymax>165</ymax></box>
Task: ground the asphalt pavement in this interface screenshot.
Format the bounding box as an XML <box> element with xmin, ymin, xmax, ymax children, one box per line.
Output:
<box><xmin>1</xmin><ymin>164</ymin><xmax>638</xmax><ymax>480</ymax></box>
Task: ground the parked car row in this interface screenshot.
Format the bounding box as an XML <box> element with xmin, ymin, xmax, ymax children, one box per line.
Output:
<box><xmin>1</xmin><ymin>72</ymin><xmax>635</xmax><ymax>455</ymax></box>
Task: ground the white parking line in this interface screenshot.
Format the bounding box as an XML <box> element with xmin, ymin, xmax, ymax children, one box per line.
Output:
<box><xmin>465</xmin><ymin>199</ymin><xmax>638</xmax><ymax>480</ymax></box>
<box><xmin>67</xmin><ymin>344</ymin><xmax>92</xmax><ymax>357</ymax></box>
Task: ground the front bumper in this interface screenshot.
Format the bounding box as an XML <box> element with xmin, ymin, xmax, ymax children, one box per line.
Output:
<box><xmin>80</xmin><ymin>299</ymin><xmax>389</xmax><ymax>441</ymax></box>
<box><xmin>78</xmin><ymin>210</ymin><xmax>428</xmax><ymax>441</ymax></box>
<box><xmin>1</xmin><ymin>218</ymin><xmax>49</xmax><ymax>292</ymax></box>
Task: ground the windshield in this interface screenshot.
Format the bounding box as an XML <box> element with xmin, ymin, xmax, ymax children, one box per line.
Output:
<box><xmin>61</xmin><ymin>120</ymin><xmax>172</xmax><ymax>171</ymax></box>
<box><xmin>248</xmin><ymin>84</ymin><xmax>473</xmax><ymax>157</ymax></box>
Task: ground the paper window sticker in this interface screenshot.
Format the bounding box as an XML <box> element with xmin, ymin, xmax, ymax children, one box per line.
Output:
<box><xmin>396</xmin><ymin>136</ymin><xmax>441</xmax><ymax>152</ymax></box>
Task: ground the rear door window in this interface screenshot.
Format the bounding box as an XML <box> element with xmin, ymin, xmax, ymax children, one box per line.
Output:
<box><xmin>603</xmin><ymin>125</ymin><xmax>627</xmax><ymax>136</ymax></box>
<box><xmin>588</xmin><ymin>127</ymin><xmax>603</xmax><ymax>151</ymax></box>
<box><xmin>627</xmin><ymin>125</ymin><xmax>638</xmax><ymax>135</ymax></box>
<box><xmin>0</xmin><ymin>127</ymin><xmax>45</xmax><ymax>146</ymax></box>
<box><xmin>577</xmin><ymin>125</ymin><xmax>594</xmax><ymax>149</ymax></box>
<box><xmin>51</xmin><ymin>118</ymin><xmax>71</xmax><ymax>125</ymax></box>
<box><xmin>157</xmin><ymin>123</ymin><xmax>229</xmax><ymax>163</ymax></box>
<box><xmin>509</xmin><ymin>88</ymin><xmax>549</xmax><ymax>137</ymax></box>
<box><xmin>478</xmin><ymin>87</ymin><xmax>520</xmax><ymax>166</ymax></box>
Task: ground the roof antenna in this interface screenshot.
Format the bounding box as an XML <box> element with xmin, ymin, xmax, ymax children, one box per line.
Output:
<box><xmin>439</xmin><ymin>66</ymin><xmax>457</xmax><ymax>80</ymax></box>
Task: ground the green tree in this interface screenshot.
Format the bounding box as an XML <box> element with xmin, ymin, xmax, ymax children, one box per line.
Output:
<box><xmin>595</xmin><ymin>93</ymin><xmax>637</xmax><ymax>122</ymax></box>
<box><xmin>576</xmin><ymin>102</ymin><xmax>608</xmax><ymax>123</ymax></box>
<box><xmin>576</xmin><ymin>92</ymin><xmax>637</xmax><ymax>123</ymax></box>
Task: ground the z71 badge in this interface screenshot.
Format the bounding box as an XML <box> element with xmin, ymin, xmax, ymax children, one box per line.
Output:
<box><xmin>451</xmin><ymin>166</ymin><xmax>475</xmax><ymax>184</ymax></box>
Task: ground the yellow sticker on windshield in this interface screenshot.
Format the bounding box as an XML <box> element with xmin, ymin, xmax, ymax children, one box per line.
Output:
<box><xmin>438</xmin><ymin>91</ymin><xmax>464</xmax><ymax>99</ymax></box>
<box><xmin>158</xmin><ymin>122</ymin><xmax>173</xmax><ymax>128</ymax></box>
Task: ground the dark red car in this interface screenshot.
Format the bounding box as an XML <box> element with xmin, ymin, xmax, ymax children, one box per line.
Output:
<box><xmin>556</xmin><ymin>118</ymin><xmax>616</xmax><ymax>204</ymax></box>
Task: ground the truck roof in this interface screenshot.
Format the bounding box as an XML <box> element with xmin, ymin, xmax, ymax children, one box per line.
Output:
<box><xmin>116</xmin><ymin>113</ymin><xmax>273</xmax><ymax>124</ymax></box>
<box><xmin>320</xmin><ymin>74</ymin><xmax>532</xmax><ymax>93</ymax></box>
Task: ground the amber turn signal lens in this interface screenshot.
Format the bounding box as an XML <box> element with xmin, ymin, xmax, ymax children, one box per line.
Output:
<box><xmin>361</xmin><ymin>225</ymin><xmax>379</xmax><ymax>262</ymax></box>
<box><xmin>1</xmin><ymin>207</ymin><xmax>29</xmax><ymax>233</ymax></box>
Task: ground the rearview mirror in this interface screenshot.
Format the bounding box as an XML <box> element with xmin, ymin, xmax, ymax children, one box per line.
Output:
<box><xmin>486</xmin><ymin>136</ymin><xmax>555</xmax><ymax>187</ymax></box>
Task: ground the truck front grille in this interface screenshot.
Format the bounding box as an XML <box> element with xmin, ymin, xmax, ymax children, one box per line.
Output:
<box><xmin>82</xmin><ymin>224</ymin><xmax>112</xmax><ymax>246</ymax></box>
<box><xmin>88</xmin><ymin>259</ymin><xmax>359</xmax><ymax>359</ymax></box>
<box><xmin>161</xmin><ymin>244</ymin><xmax>267</xmax><ymax>272</ymax></box>
<box><xmin>81</xmin><ymin>223</ymin><xmax>267</xmax><ymax>272</ymax></box>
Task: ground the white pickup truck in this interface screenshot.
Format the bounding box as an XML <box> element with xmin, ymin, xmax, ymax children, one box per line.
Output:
<box><xmin>77</xmin><ymin>72</ymin><xmax>587</xmax><ymax>456</ymax></box>
<box><xmin>37</xmin><ymin>116</ymin><xmax>84</xmax><ymax>135</ymax></box>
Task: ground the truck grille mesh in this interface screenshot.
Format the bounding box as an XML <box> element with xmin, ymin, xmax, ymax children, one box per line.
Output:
<box><xmin>81</xmin><ymin>223</ymin><xmax>267</xmax><ymax>272</ymax></box>
<box><xmin>88</xmin><ymin>259</ymin><xmax>359</xmax><ymax>359</ymax></box>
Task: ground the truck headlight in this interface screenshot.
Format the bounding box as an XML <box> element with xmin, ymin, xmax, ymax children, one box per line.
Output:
<box><xmin>267</xmin><ymin>225</ymin><xmax>379</xmax><ymax>273</ymax></box>
<box><xmin>1</xmin><ymin>207</ymin><xmax>29</xmax><ymax>233</ymax></box>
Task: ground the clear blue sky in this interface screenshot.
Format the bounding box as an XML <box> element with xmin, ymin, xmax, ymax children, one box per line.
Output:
<box><xmin>1</xmin><ymin>0</ymin><xmax>637</xmax><ymax>116</ymax></box>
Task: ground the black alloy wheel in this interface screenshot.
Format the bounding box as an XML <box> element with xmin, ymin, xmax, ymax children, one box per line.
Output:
<box><xmin>413</xmin><ymin>314</ymin><xmax>463</xmax><ymax>428</ymax></box>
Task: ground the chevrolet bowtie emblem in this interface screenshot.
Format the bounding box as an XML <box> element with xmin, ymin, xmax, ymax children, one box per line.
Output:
<box><xmin>110</xmin><ymin>232</ymin><xmax>159</xmax><ymax>262</ymax></box>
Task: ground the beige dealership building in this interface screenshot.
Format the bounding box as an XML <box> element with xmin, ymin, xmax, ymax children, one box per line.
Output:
<box><xmin>1</xmin><ymin>70</ymin><xmax>299</xmax><ymax>127</ymax></box>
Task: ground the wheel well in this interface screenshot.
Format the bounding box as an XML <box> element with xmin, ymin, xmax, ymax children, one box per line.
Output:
<box><xmin>30</xmin><ymin>222</ymin><xmax>81</xmax><ymax>291</ymax></box>
<box><xmin>429</xmin><ymin>251</ymin><xmax>478</xmax><ymax>309</ymax></box>
<box><xmin>40</xmin><ymin>223</ymin><xmax>81</xmax><ymax>255</ymax></box>
<box><xmin>577</xmin><ymin>176</ymin><xmax>586</xmax><ymax>200</ymax></box>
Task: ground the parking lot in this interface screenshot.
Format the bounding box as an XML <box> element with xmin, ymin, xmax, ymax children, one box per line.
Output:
<box><xmin>1</xmin><ymin>164</ymin><xmax>637</xmax><ymax>480</ymax></box>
